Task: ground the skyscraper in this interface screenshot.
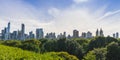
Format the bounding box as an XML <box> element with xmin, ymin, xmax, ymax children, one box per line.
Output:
<box><xmin>63</xmin><ymin>32</ymin><xmax>66</xmax><ymax>38</ymax></box>
<box><xmin>1</xmin><ymin>30</ymin><xmax>5</xmax><ymax>40</ymax></box>
<box><xmin>12</xmin><ymin>31</ymin><xmax>18</xmax><ymax>40</ymax></box>
<box><xmin>116</xmin><ymin>32</ymin><xmax>119</xmax><ymax>38</ymax></box>
<box><xmin>36</xmin><ymin>28</ymin><xmax>44</xmax><ymax>39</ymax></box>
<box><xmin>45</xmin><ymin>32</ymin><xmax>56</xmax><ymax>39</ymax></box>
<box><xmin>8</xmin><ymin>22</ymin><xmax>10</xmax><ymax>40</ymax></box>
<box><xmin>81</xmin><ymin>32</ymin><xmax>86</xmax><ymax>38</ymax></box>
<box><xmin>100</xmin><ymin>28</ymin><xmax>104</xmax><ymax>37</ymax></box>
<box><xmin>96</xmin><ymin>29</ymin><xmax>99</xmax><ymax>37</ymax></box>
<box><xmin>112</xmin><ymin>32</ymin><xmax>119</xmax><ymax>39</ymax></box>
<box><xmin>86</xmin><ymin>31</ymin><xmax>92</xmax><ymax>38</ymax></box>
<box><xmin>113</xmin><ymin>33</ymin><xmax>116</xmax><ymax>38</ymax></box>
<box><xmin>8</xmin><ymin>22</ymin><xmax>10</xmax><ymax>33</ymax></box>
<box><xmin>96</xmin><ymin>28</ymin><xmax>104</xmax><ymax>37</ymax></box>
<box><xmin>21</xmin><ymin>24</ymin><xmax>25</xmax><ymax>40</ymax></box>
<box><xmin>4</xmin><ymin>27</ymin><xmax>8</xmax><ymax>40</ymax></box>
<box><xmin>29</xmin><ymin>31</ymin><xmax>35</xmax><ymax>39</ymax></box>
<box><xmin>73</xmin><ymin>30</ymin><xmax>79</xmax><ymax>38</ymax></box>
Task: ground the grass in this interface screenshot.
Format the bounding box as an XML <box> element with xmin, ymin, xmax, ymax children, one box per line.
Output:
<box><xmin>0</xmin><ymin>45</ymin><xmax>64</xmax><ymax>60</ymax></box>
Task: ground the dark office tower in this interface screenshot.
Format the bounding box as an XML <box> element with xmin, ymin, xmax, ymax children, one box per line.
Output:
<box><xmin>36</xmin><ymin>28</ymin><xmax>44</xmax><ymax>39</ymax></box>
<box><xmin>21</xmin><ymin>24</ymin><xmax>25</xmax><ymax>40</ymax></box>
<box><xmin>96</xmin><ymin>29</ymin><xmax>99</xmax><ymax>37</ymax></box>
<box><xmin>63</xmin><ymin>32</ymin><xmax>66</xmax><ymax>38</ymax></box>
<box><xmin>18</xmin><ymin>30</ymin><xmax>21</xmax><ymax>40</ymax></box>
<box><xmin>4</xmin><ymin>27</ymin><xmax>8</xmax><ymax>40</ymax></box>
<box><xmin>100</xmin><ymin>28</ymin><xmax>104</xmax><ymax>37</ymax></box>
<box><xmin>73</xmin><ymin>30</ymin><xmax>79</xmax><ymax>38</ymax></box>
<box><xmin>8</xmin><ymin>22</ymin><xmax>10</xmax><ymax>40</ymax></box>
<box><xmin>8</xmin><ymin>22</ymin><xmax>10</xmax><ymax>33</ymax></box>
<box><xmin>21</xmin><ymin>24</ymin><xmax>25</xmax><ymax>34</ymax></box>
<box><xmin>1</xmin><ymin>30</ymin><xmax>4</xmax><ymax>40</ymax></box>
<box><xmin>12</xmin><ymin>31</ymin><xmax>18</xmax><ymax>40</ymax></box>
<box><xmin>113</xmin><ymin>33</ymin><xmax>116</xmax><ymax>38</ymax></box>
<box><xmin>81</xmin><ymin>32</ymin><xmax>86</xmax><ymax>38</ymax></box>
<box><xmin>86</xmin><ymin>31</ymin><xmax>92</xmax><ymax>38</ymax></box>
<box><xmin>29</xmin><ymin>31</ymin><xmax>35</xmax><ymax>39</ymax></box>
<box><xmin>116</xmin><ymin>32</ymin><xmax>119</xmax><ymax>38</ymax></box>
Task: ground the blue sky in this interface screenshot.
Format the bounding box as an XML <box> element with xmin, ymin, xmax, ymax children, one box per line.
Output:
<box><xmin>0</xmin><ymin>0</ymin><xmax>120</xmax><ymax>36</ymax></box>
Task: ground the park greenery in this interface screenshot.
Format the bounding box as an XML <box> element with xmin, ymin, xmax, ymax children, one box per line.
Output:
<box><xmin>0</xmin><ymin>36</ymin><xmax>120</xmax><ymax>60</ymax></box>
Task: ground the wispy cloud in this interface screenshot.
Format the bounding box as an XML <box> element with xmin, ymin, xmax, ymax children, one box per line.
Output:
<box><xmin>98</xmin><ymin>10</ymin><xmax>120</xmax><ymax>20</ymax></box>
<box><xmin>73</xmin><ymin>0</ymin><xmax>89</xmax><ymax>3</ymax></box>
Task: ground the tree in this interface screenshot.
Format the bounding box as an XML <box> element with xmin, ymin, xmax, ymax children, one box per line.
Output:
<box><xmin>41</xmin><ymin>40</ymin><xmax>58</xmax><ymax>52</ymax></box>
<box><xmin>106</xmin><ymin>42</ymin><xmax>120</xmax><ymax>60</ymax></box>
<box><xmin>82</xmin><ymin>51</ymin><xmax>96</xmax><ymax>60</ymax></box>
<box><xmin>20</xmin><ymin>39</ymin><xmax>41</xmax><ymax>52</ymax></box>
<box><xmin>88</xmin><ymin>37</ymin><xmax>118</xmax><ymax>51</ymax></box>
<box><xmin>83</xmin><ymin>48</ymin><xmax>107</xmax><ymax>60</ymax></box>
<box><xmin>75</xmin><ymin>38</ymin><xmax>89</xmax><ymax>53</ymax></box>
<box><xmin>41</xmin><ymin>38</ymin><xmax>83</xmax><ymax>59</ymax></box>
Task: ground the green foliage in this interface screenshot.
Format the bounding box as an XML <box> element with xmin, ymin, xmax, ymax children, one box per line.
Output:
<box><xmin>2</xmin><ymin>40</ymin><xmax>22</xmax><ymax>47</ymax></box>
<box><xmin>83</xmin><ymin>48</ymin><xmax>107</xmax><ymax>60</ymax></box>
<box><xmin>39</xmin><ymin>38</ymin><xmax>48</xmax><ymax>45</ymax></box>
<box><xmin>20</xmin><ymin>40</ymin><xmax>41</xmax><ymax>52</ymax></box>
<box><xmin>1</xmin><ymin>36</ymin><xmax>120</xmax><ymax>60</ymax></box>
<box><xmin>0</xmin><ymin>45</ymin><xmax>64</xmax><ymax>60</ymax></box>
<box><xmin>74</xmin><ymin>38</ymin><xmax>89</xmax><ymax>53</ymax></box>
<box><xmin>88</xmin><ymin>37</ymin><xmax>118</xmax><ymax>51</ymax></box>
<box><xmin>0</xmin><ymin>44</ymin><xmax>79</xmax><ymax>60</ymax></box>
<box><xmin>41</xmin><ymin>40</ymin><xmax>58</xmax><ymax>52</ymax></box>
<box><xmin>106</xmin><ymin>42</ymin><xmax>120</xmax><ymax>60</ymax></box>
<box><xmin>82</xmin><ymin>51</ymin><xmax>96</xmax><ymax>60</ymax></box>
<box><xmin>57</xmin><ymin>52</ymin><xmax>79</xmax><ymax>60</ymax></box>
<box><xmin>65</xmin><ymin>40</ymin><xmax>83</xmax><ymax>59</ymax></box>
<box><xmin>93</xmin><ymin>48</ymin><xmax>107</xmax><ymax>60</ymax></box>
<box><xmin>41</xmin><ymin>38</ymin><xmax>83</xmax><ymax>59</ymax></box>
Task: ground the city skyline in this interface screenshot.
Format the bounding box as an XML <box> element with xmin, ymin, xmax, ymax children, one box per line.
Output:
<box><xmin>0</xmin><ymin>22</ymin><xmax>119</xmax><ymax>40</ymax></box>
<box><xmin>0</xmin><ymin>0</ymin><xmax>120</xmax><ymax>36</ymax></box>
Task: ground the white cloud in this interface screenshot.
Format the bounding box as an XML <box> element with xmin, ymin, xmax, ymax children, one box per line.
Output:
<box><xmin>0</xmin><ymin>0</ymin><xmax>53</xmax><ymax>34</ymax></box>
<box><xmin>48</xmin><ymin>8</ymin><xmax>60</xmax><ymax>18</ymax></box>
<box><xmin>73</xmin><ymin>0</ymin><xmax>89</xmax><ymax>4</ymax></box>
<box><xmin>0</xmin><ymin>0</ymin><xmax>120</xmax><ymax>37</ymax></box>
<box><xmin>47</xmin><ymin>7</ymin><xmax>102</xmax><ymax>35</ymax></box>
<box><xmin>48</xmin><ymin>6</ymin><xmax>120</xmax><ymax>36</ymax></box>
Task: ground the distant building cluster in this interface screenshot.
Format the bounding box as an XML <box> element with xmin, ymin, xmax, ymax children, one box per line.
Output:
<box><xmin>0</xmin><ymin>22</ymin><xmax>119</xmax><ymax>40</ymax></box>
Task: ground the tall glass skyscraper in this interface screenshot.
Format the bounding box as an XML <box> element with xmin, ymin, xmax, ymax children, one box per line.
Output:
<box><xmin>36</xmin><ymin>28</ymin><xmax>44</xmax><ymax>39</ymax></box>
<box><xmin>8</xmin><ymin>22</ymin><xmax>10</xmax><ymax>40</ymax></box>
<box><xmin>21</xmin><ymin>24</ymin><xmax>25</xmax><ymax>40</ymax></box>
